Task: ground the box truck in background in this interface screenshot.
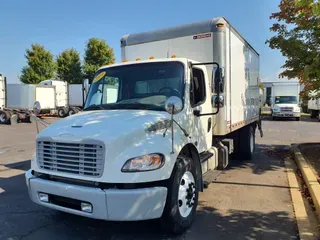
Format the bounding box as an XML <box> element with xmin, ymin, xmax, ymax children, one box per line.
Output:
<box><xmin>308</xmin><ymin>90</ymin><xmax>320</xmax><ymax>120</ymax></box>
<box><xmin>26</xmin><ymin>17</ymin><xmax>263</xmax><ymax>234</ymax></box>
<box><xmin>271</xmin><ymin>82</ymin><xmax>301</xmax><ymax>121</ymax></box>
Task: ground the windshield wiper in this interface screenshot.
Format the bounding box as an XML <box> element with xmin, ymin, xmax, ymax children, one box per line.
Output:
<box><xmin>83</xmin><ymin>104</ymin><xmax>106</xmax><ymax>111</ymax></box>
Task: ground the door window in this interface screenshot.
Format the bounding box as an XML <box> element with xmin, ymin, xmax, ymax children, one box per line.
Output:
<box><xmin>190</xmin><ymin>68</ymin><xmax>206</xmax><ymax>107</ymax></box>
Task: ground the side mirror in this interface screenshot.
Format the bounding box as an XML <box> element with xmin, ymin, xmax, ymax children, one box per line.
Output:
<box><xmin>33</xmin><ymin>101</ymin><xmax>41</xmax><ymax>115</ymax></box>
<box><xmin>165</xmin><ymin>96</ymin><xmax>183</xmax><ymax>115</ymax></box>
<box><xmin>213</xmin><ymin>67</ymin><xmax>223</xmax><ymax>93</ymax></box>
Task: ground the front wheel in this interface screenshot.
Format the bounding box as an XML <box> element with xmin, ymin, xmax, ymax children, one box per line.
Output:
<box><xmin>295</xmin><ymin>117</ymin><xmax>300</xmax><ymax>121</ymax></box>
<box><xmin>160</xmin><ymin>155</ymin><xmax>199</xmax><ymax>235</ymax></box>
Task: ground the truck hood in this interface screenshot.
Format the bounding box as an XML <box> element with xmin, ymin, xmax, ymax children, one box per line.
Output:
<box><xmin>37</xmin><ymin>110</ymin><xmax>170</xmax><ymax>143</ymax></box>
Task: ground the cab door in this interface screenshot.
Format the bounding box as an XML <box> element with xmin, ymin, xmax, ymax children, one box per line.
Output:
<box><xmin>190</xmin><ymin>66</ymin><xmax>212</xmax><ymax>152</ymax></box>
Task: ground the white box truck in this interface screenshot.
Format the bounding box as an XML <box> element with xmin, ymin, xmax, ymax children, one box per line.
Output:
<box><xmin>271</xmin><ymin>82</ymin><xmax>301</xmax><ymax>121</ymax></box>
<box><xmin>25</xmin><ymin>17</ymin><xmax>263</xmax><ymax>234</ymax></box>
<box><xmin>308</xmin><ymin>90</ymin><xmax>320</xmax><ymax>120</ymax></box>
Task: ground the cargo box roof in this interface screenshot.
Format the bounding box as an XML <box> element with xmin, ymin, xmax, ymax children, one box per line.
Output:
<box><xmin>121</xmin><ymin>17</ymin><xmax>259</xmax><ymax>56</ymax></box>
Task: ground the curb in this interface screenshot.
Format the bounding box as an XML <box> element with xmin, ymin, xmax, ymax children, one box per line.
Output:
<box><xmin>292</xmin><ymin>144</ymin><xmax>320</xmax><ymax>220</ymax></box>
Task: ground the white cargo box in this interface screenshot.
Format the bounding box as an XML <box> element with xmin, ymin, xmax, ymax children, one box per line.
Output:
<box><xmin>35</xmin><ymin>86</ymin><xmax>56</xmax><ymax>109</ymax></box>
<box><xmin>121</xmin><ymin>17</ymin><xmax>260</xmax><ymax>135</ymax></box>
<box><xmin>68</xmin><ymin>84</ymin><xmax>83</xmax><ymax>107</ymax></box>
<box><xmin>7</xmin><ymin>84</ymin><xmax>36</xmax><ymax>109</ymax></box>
<box><xmin>37</xmin><ymin>79</ymin><xmax>68</xmax><ymax>109</ymax></box>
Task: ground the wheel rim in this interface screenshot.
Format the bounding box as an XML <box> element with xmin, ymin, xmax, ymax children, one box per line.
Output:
<box><xmin>250</xmin><ymin>131</ymin><xmax>254</xmax><ymax>153</ymax></box>
<box><xmin>178</xmin><ymin>171</ymin><xmax>196</xmax><ymax>218</ymax></box>
<box><xmin>0</xmin><ymin>113</ymin><xmax>6</xmax><ymax>123</ymax></box>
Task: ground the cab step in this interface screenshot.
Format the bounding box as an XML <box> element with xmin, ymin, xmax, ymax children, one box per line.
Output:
<box><xmin>203</xmin><ymin>170</ymin><xmax>222</xmax><ymax>188</ymax></box>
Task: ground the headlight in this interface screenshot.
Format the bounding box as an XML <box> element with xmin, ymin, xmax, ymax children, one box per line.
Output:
<box><xmin>273</xmin><ymin>106</ymin><xmax>280</xmax><ymax>112</ymax></box>
<box><xmin>121</xmin><ymin>153</ymin><xmax>164</xmax><ymax>172</ymax></box>
<box><xmin>294</xmin><ymin>107</ymin><xmax>301</xmax><ymax>112</ymax></box>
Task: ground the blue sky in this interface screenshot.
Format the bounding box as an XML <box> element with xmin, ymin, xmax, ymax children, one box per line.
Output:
<box><xmin>1</xmin><ymin>0</ymin><xmax>284</xmax><ymax>83</ymax></box>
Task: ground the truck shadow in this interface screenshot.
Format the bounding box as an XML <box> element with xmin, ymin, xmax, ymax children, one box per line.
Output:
<box><xmin>0</xmin><ymin>144</ymin><xmax>298</xmax><ymax>240</ymax></box>
<box><xmin>226</xmin><ymin>144</ymin><xmax>290</xmax><ymax>175</ymax></box>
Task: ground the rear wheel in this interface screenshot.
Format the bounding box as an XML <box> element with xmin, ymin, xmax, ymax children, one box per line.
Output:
<box><xmin>57</xmin><ymin>108</ymin><xmax>67</xmax><ymax>118</ymax></box>
<box><xmin>68</xmin><ymin>107</ymin><xmax>78</xmax><ymax>116</ymax></box>
<box><xmin>0</xmin><ymin>110</ymin><xmax>10</xmax><ymax>124</ymax></box>
<box><xmin>160</xmin><ymin>155</ymin><xmax>199</xmax><ymax>235</ymax></box>
<box><xmin>239</xmin><ymin>125</ymin><xmax>255</xmax><ymax>160</ymax></box>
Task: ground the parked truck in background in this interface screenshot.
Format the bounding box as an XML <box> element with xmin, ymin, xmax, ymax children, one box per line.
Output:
<box><xmin>25</xmin><ymin>17</ymin><xmax>263</xmax><ymax>234</ymax></box>
<box><xmin>271</xmin><ymin>82</ymin><xmax>301</xmax><ymax>121</ymax></box>
<box><xmin>0</xmin><ymin>76</ymin><xmax>85</xmax><ymax>124</ymax></box>
<box><xmin>308</xmin><ymin>90</ymin><xmax>320</xmax><ymax>121</ymax></box>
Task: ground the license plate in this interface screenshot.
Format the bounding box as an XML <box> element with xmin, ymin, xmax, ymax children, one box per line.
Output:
<box><xmin>283</xmin><ymin>114</ymin><xmax>293</xmax><ymax>117</ymax></box>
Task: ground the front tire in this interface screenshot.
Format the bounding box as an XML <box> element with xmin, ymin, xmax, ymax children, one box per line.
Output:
<box><xmin>161</xmin><ymin>155</ymin><xmax>199</xmax><ymax>235</ymax></box>
<box><xmin>295</xmin><ymin>117</ymin><xmax>300</xmax><ymax>121</ymax></box>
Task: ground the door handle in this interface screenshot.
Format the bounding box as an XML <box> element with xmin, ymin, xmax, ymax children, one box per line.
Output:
<box><xmin>208</xmin><ymin>118</ymin><xmax>212</xmax><ymax>132</ymax></box>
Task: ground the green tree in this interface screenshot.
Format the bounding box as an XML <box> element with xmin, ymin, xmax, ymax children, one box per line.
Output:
<box><xmin>20</xmin><ymin>44</ymin><xmax>56</xmax><ymax>84</ymax></box>
<box><xmin>266</xmin><ymin>0</ymin><xmax>320</xmax><ymax>98</ymax></box>
<box><xmin>56</xmin><ymin>48</ymin><xmax>83</xmax><ymax>84</ymax></box>
<box><xmin>83</xmin><ymin>38</ymin><xmax>115</xmax><ymax>82</ymax></box>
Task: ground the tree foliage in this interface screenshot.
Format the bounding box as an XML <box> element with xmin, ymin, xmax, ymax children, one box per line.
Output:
<box><xmin>266</xmin><ymin>0</ymin><xmax>320</xmax><ymax>98</ymax></box>
<box><xmin>56</xmin><ymin>48</ymin><xmax>83</xmax><ymax>84</ymax></box>
<box><xmin>20</xmin><ymin>44</ymin><xmax>56</xmax><ymax>84</ymax></box>
<box><xmin>83</xmin><ymin>38</ymin><xmax>115</xmax><ymax>82</ymax></box>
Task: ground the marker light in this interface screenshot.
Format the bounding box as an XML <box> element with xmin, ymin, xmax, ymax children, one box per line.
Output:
<box><xmin>149</xmin><ymin>56</ymin><xmax>155</xmax><ymax>59</ymax></box>
<box><xmin>122</xmin><ymin>60</ymin><xmax>128</xmax><ymax>62</ymax></box>
<box><xmin>216</xmin><ymin>23</ymin><xmax>224</xmax><ymax>28</ymax></box>
<box><xmin>171</xmin><ymin>55</ymin><xmax>176</xmax><ymax>58</ymax></box>
<box><xmin>136</xmin><ymin>58</ymin><xmax>141</xmax><ymax>61</ymax></box>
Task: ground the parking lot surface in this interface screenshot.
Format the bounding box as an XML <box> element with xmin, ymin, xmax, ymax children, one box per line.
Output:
<box><xmin>1</xmin><ymin>117</ymin><xmax>319</xmax><ymax>239</ymax></box>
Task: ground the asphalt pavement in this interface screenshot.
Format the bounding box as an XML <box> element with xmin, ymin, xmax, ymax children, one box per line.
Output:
<box><xmin>0</xmin><ymin>116</ymin><xmax>319</xmax><ymax>240</ymax></box>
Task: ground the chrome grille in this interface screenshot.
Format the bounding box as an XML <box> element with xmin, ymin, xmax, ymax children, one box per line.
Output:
<box><xmin>37</xmin><ymin>141</ymin><xmax>104</xmax><ymax>177</ymax></box>
<box><xmin>280</xmin><ymin>107</ymin><xmax>293</xmax><ymax>112</ymax></box>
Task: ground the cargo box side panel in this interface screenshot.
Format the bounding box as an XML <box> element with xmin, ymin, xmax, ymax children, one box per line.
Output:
<box><xmin>7</xmin><ymin>84</ymin><xmax>36</xmax><ymax>109</ymax></box>
<box><xmin>69</xmin><ymin>84</ymin><xmax>83</xmax><ymax>106</ymax></box>
<box><xmin>230</xmin><ymin>31</ymin><xmax>260</xmax><ymax>131</ymax></box>
<box><xmin>36</xmin><ymin>86</ymin><xmax>56</xmax><ymax>109</ymax></box>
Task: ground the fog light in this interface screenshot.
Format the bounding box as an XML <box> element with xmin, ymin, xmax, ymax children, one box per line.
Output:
<box><xmin>38</xmin><ymin>193</ymin><xmax>49</xmax><ymax>202</ymax></box>
<box><xmin>81</xmin><ymin>202</ymin><xmax>93</xmax><ymax>213</ymax></box>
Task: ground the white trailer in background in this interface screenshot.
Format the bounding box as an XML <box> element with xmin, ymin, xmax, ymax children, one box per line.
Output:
<box><xmin>0</xmin><ymin>76</ymin><xmax>85</xmax><ymax>124</ymax></box>
<box><xmin>37</xmin><ymin>80</ymin><xmax>85</xmax><ymax>117</ymax></box>
<box><xmin>26</xmin><ymin>17</ymin><xmax>263</xmax><ymax>234</ymax></box>
<box><xmin>0</xmin><ymin>74</ymin><xmax>36</xmax><ymax>124</ymax></box>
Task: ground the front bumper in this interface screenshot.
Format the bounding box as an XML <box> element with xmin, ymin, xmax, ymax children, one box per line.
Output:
<box><xmin>25</xmin><ymin>170</ymin><xmax>167</xmax><ymax>221</ymax></box>
<box><xmin>272</xmin><ymin>112</ymin><xmax>301</xmax><ymax>118</ymax></box>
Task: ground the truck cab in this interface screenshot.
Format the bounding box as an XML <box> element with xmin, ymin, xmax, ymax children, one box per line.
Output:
<box><xmin>272</xmin><ymin>95</ymin><xmax>301</xmax><ymax>121</ymax></box>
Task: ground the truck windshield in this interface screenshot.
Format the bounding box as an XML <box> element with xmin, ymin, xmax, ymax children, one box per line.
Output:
<box><xmin>275</xmin><ymin>96</ymin><xmax>297</xmax><ymax>104</ymax></box>
<box><xmin>84</xmin><ymin>62</ymin><xmax>184</xmax><ymax>111</ymax></box>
